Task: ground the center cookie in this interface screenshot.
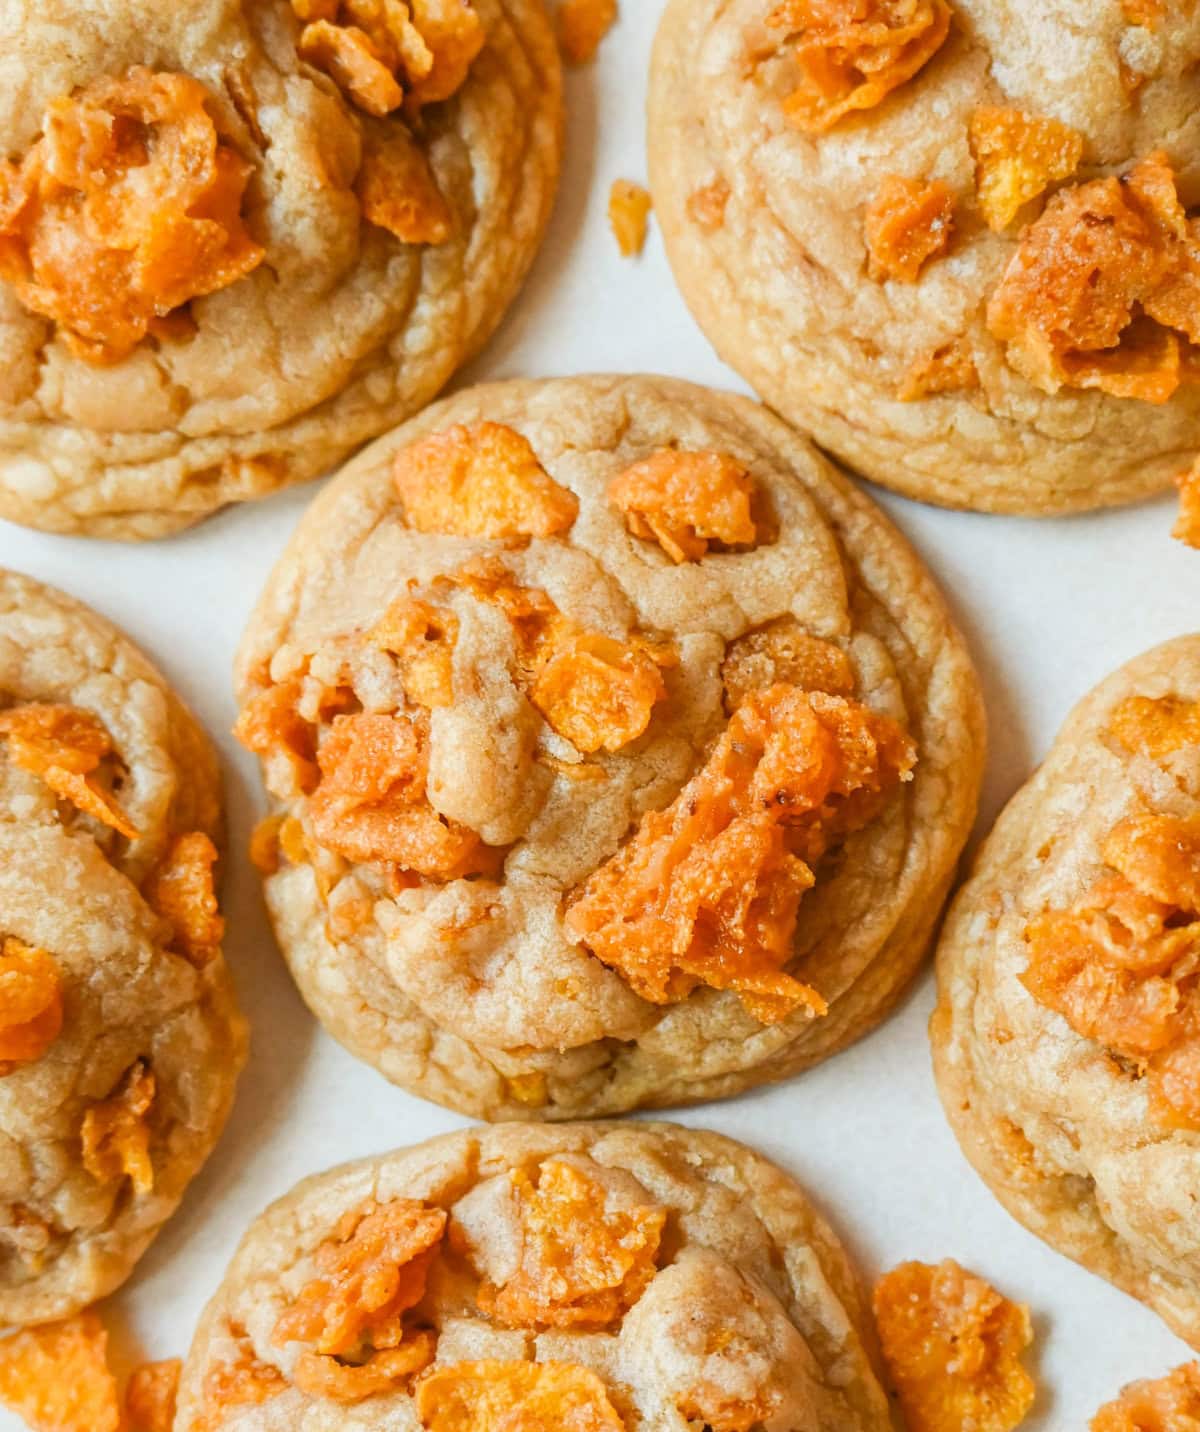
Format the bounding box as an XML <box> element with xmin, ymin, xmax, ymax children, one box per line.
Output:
<box><xmin>235</xmin><ymin>374</ymin><xmax>985</xmax><ymax>1120</ymax></box>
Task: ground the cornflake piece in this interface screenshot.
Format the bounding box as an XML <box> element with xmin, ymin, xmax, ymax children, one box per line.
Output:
<box><xmin>0</xmin><ymin>1312</ymin><xmax>121</xmax><ymax>1432</ymax></box>
<box><xmin>566</xmin><ymin>683</ymin><xmax>915</xmax><ymax>1022</ymax></box>
<box><xmin>1121</xmin><ymin>0</ymin><xmax>1166</xmax><ymax>27</ymax></box>
<box><xmin>865</xmin><ymin>175</ymin><xmax>954</xmax><ymax>283</ymax></box>
<box><xmin>767</xmin><ymin>0</ymin><xmax>952</xmax><ymax>135</ymax></box>
<box><xmin>395</xmin><ymin>422</ymin><xmax>579</xmax><ymax>538</ymax></box>
<box><xmin>1174</xmin><ymin>458</ymin><xmax>1200</xmax><ymax>550</ymax></box>
<box><xmin>557</xmin><ymin>0</ymin><xmax>617</xmax><ymax>64</ymax></box>
<box><xmin>874</xmin><ymin>1259</ymin><xmax>1035</xmax><ymax>1432</ymax></box>
<box><xmin>609</xmin><ymin>180</ymin><xmax>652</xmax><ymax>258</ymax></box>
<box><xmin>0</xmin><ymin>938</ymin><xmax>63</xmax><ymax>1072</ymax></box>
<box><xmin>370</xmin><ymin>596</ymin><xmax>460</xmax><ymax>707</ymax></box>
<box><xmin>968</xmin><ymin>107</ymin><xmax>1083</xmax><ymax>231</ymax></box>
<box><xmin>1092</xmin><ymin>1360</ymin><xmax>1200</xmax><ymax>1429</ymax></box>
<box><xmin>0</xmin><ymin>68</ymin><xmax>263</xmax><ymax>364</ymax></box>
<box><xmin>234</xmin><ymin>679</ymin><xmax>320</xmax><ymax>794</ymax></box>
<box><xmin>0</xmin><ymin>703</ymin><xmax>138</xmax><ymax>838</ymax></box>
<box><xmin>899</xmin><ymin>336</ymin><xmax>979</xmax><ymax>400</ymax></box>
<box><xmin>478</xmin><ymin>1158</ymin><xmax>665</xmax><ymax>1327</ymax></box>
<box><xmin>721</xmin><ymin>621</ymin><xmax>854</xmax><ymax>711</ymax></box>
<box><xmin>357</xmin><ymin>128</ymin><xmax>453</xmax><ymax>243</ymax></box>
<box><xmin>608</xmin><ymin>448</ymin><xmax>757</xmax><ymax>563</ymax></box>
<box><xmin>144</xmin><ymin>832</ymin><xmax>224</xmax><ymax>968</ymax></box>
<box><xmin>197</xmin><ymin>1341</ymin><xmax>288</xmax><ymax>1432</ymax></box>
<box><xmin>687</xmin><ymin>178</ymin><xmax>731</xmax><ymax>230</ymax></box>
<box><xmin>1110</xmin><ymin>693</ymin><xmax>1200</xmax><ymax>760</ymax></box>
<box><xmin>126</xmin><ymin>1359</ymin><xmax>181</xmax><ymax>1432</ymax></box>
<box><xmin>81</xmin><ymin>1060</ymin><xmax>157</xmax><ymax>1195</ymax></box>
<box><xmin>415</xmin><ymin>1359</ymin><xmax>626</xmax><ymax>1431</ymax></box>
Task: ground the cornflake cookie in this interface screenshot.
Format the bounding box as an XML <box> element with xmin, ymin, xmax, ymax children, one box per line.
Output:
<box><xmin>0</xmin><ymin>570</ymin><xmax>246</xmax><ymax>1324</ymax></box>
<box><xmin>235</xmin><ymin>374</ymin><xmax>984</xmax><ymax>1119</ymax></box>
<box><xmin>174</xmin><ymin>1122</ymin><xmax>894</xmax><ymax>1430</ymax></box>
<box><xmin>933</xmin><ymin>635</ymin><xmax>1200</xmax><ymax>1348</ymax></box>
<box><xmin>648</xmin><ymin>0</ymin><xmax>1200</xmax><ymax>514</ymax></box>
<box><xmin>0</xmin><ymin>0</ymin><xmax>562</xmax><ymax>540</ymax></box>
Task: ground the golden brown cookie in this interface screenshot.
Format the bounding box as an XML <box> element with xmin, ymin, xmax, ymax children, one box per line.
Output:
<box><xmin>0</xmin><ymin>0</ymin><xmax>562</xmax><ymax>539</ymax></box>
<box><xmin>235</xmin><ymin>373</ymin><xmax>985</xmax><ymax>1119</ymax></box>
<box><xmin>648</xmin><ymin>0</ymin><xmax>1200</xmax><ymax>514</ymax></box>
<box><xmin>0</xmin><ymin>570</ymin><xmax>246</xmax><ymax>1325</ymax></box>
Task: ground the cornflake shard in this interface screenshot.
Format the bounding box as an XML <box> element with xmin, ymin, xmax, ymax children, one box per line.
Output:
<box><xmin>0</xmin><ymin>937</ymin><xmax>63</xmax><ymax>1072</ymax></box>
<box><xmin>81</xmin><ymin>1059</ymin><xmax>157</xmax><ymax>1195</ymax></box>
<box><xmin>1174</xmin><ymin>458</ymin><xmax>1200</xmax><ymax>550</ymax></box>
<box><xmin>370</xmin><ymin>596</ymin><xmax>460</xmax><ymax>707</ymax></box>
<box><xmin>357</xmin><ymin>127</ymin><xmax>453</xmax><ymax>243</ymax></box>
<box><xmin>565</xmin><ymin>683</ymin><xmax>915</xmax><ymax>1023</ymax></box>
<box><xmin>687</xmin><ymin>178</ymin><xmax>731</xmax><ymax>231</ymax></box>
<box><xmin>0</xmin><ymin>68</ymin><xmax>263</xmax><ymax>364</ymax></box>
<box><xmin>0</xmin><ymin>702</ymin><xmax>138</xmax><ymax>838</ymax></box>
<box><xmin>1110</xmin><ymin>692</ymin><xmax>1200</xmax><ymax>760</ymax></box>
<box><xmin>865</xmin><ymin>175</ymin><xmax>954</xmax><ymax>283</ymax></box>
<box><xmin>968</xmin><ymin>106</ymin><xmax>1083</xmax><ymax>232</ymax></box>
<box><xmin>1091</xmin><ymin>1360</ymin><xmax>1200</xmax><ymax>1430</ymax></box>
<box><xmin>415</xmin><ymin>1359</ymin><xmax>627</xmax><ymax>1431</ymax></box>
<box><xmin>197</xmin><ymin>1339</ymin><xmax>288</xmax><ymax>1432</ymax></box>
<box><xmin>873</xmin><ymin>1259</ymin><xmax>1035</xmax><ymax>1432</ymax></box>
<box><xmin>234</xmin><ymin>678</ymin><xmax>320</xmax><ymax>795</ymax></box>
<box><xmin>144</xmin><ymin>832</ymin><xmax>224</xmax><ymax>968</ymax></box>
<box><xmin>557</xmin><ymin>0</ymin><xmax>618</xmax><ymax>64</ymax></box>
<box><xmin>899</xmin><ymin>335</ymin><xmax>979</xmax><ymax>401</ymax></box>
<box><xmin>609</xmin><ymin>180</ymin><xmax>652</xmax><ymax>257</ymax></box>
<box><xmin>608</xmin><ymin>448</ymin><xmax>758</xmax><ymax>563</ymax></box>
<box><xmin>125</xmin><ymin>1359</ymin><xmax>182</xmax><ymax>1432</ymax></box>
<box><xmin>0</xmin><ymin>1312</ymin><xmax>121</xmax><ymax>1432</ymax></box>
<box><xmin>721</xmin><ymin>621</ymin><xmax>855</xmax><ymax>711</ymax></box>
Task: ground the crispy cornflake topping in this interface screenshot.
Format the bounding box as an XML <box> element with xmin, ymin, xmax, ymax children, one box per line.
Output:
<box><xmin>0</xmin><ymin>1313</ymin><xmax>120</xmax><ymax>1432</ymax></box>
<box><xmin>1091</xmin><ymin>1361</ymin><xmax>1200</xmax><ymax>1430</ymax></box>
<box><xmin>968</xmin><ymin>106</ymin><xmax>1083</xmax><ymax>232</ymax></box>
<box><xmin>1174</xmin><ymin>458</ymin><xmax>1200</xmax><ymax>550</ymax></box>
<box><xmin>478</xmin><ymin>1159</ymin><xmax>665</xmax><ymax>1328</ymax></box>
<box><xmin>767</xmin><ymin>0</ymin><xmax>952</xmax><ymax>135</ymax></box>
<box><xmin>371</xmin><ymin>596</ymin><xmax>461</xmax><ymax>707</ymax></box>
<box><xmin>687</xmin><ymin>178</ymin><xmax>731</xmax><ymax>230</ymax></box>
<box><xmin>987</xmin><ymin>152</ymin><xmax>1200</xmax><ymax>404</ymax></box>
<box><xmin>80</xmin><ymin>1060</ymin><xmax>156</xmax><ymax>1196</ymax></box>
<box><xmin>145</xmin><ymin>832</ymin><xmax>224</xmax><ymax>968</ymax></box>
<box><xmin>557</xmin><ymin>0</ymin><xmax>618</xmax><ymax>64</ymax></box>
<box><xmin>415</xmin><ymin>1359</ymin><xmax>626</xmax><ymax>1431</ymax></box>
<box><xmin>608</xmin><ymin>448</ymin><xmax>758</xmax><ymax>563</ymax></box>
<box><xmin>0</xmin><ymin>703</ymin><xmax>138</xmax><ymax>838</ymax></box>
<box><xmin>395</xmin><ymin>422</ymin><xmax>580</xmax><ymax>539</ymax></box>
<box><xmin>865</xmin><ymin>175</ymin><xmax>954</xmax><ymax>283</ymax></box>
<box><xmin>1110</xmin><ymin>693</ymin><xmax>1200</xmax><ymax>760</ymax></box>
<box><xmin>566</xmin><ymin>683</ymin><xmax>915</xmax><ymax>1022</ymax></box>
<box><xmin>0</xmin><ymin>68</ymin><xmax>263</xmax><ymax>364</ymax></box>
<box><xmin>609</xmin><ymin>180</ymin><xmax>652</xmax><ymax>257</ymax></box>
<box><xmin>357</xmin><ymin>128</ymin><xmax>453</xmax><ymax>243</ymax></box>
<box><xmin>198</xmin><ymin>1342</ymin><xmax>288</xmax><ymax>1432</ymax></box>
<box><xmin>126</xmin><ymin>1359</ymin><xmax>181</xmax><ymax>1432</ymax></box>
<box><xmin>234</xmin><ymin>678</ymin><xmax>320</xmax><ymax>794</ymax></box>
<box><xmin>899</xmin><ymin>335</ymin><xmax>979</xmax><ymax>400</ymax></box>
<box><xmin>0</xmin><ymin>938</ymin><xmax>63</xmax><ymax>1073</ymax></box>
<box><xmin>874</xmin><ymin>1260</ymin><xmax>1035</xmax><ymax>1432</ymax></box>
<box><xmin>1121</xmin><ymin>0</ymin><xmax>1166</xmax><ymax>26</ymax></box>
<box><xmin>721</xmin><ymin>621</ymin><xmax>854</xmax><ymax>711</ymax></box>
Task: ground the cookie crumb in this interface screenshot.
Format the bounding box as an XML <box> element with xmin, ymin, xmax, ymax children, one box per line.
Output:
<box><xmin>609</xmin><ymin>179</ymin><xmax>653</xmax><ymax>257</ymax></box>
<box><xmin>865</xmin><ymin>175</ymin><xmax>955</xmax><ymax>283</ymax></box>
<box><xmin>687</xmin><ymin>178</ymin><xmax>731</xmax><ymax>230</ymax></box>
<box><xmin>557</xmin><ymin>0</ymin><xmax>617</xmax><ymax>64</ymax></box>
<box><xmin>968</xmin><ymin>106</ymin><xmax>1083</xmax><ymax>231</ymax></box>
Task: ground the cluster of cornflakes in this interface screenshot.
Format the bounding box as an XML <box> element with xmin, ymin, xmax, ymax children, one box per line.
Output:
<box><xmin>145</xmin><ymin>832</ymin><xmax>224</xmax><ymax>969</ymax></box>
<box><xmin>608</xmin><ymin>447</ymin><xmax>758</xmax><ymax>562</ymax></box>
<box><xmin>370</xmin><ymin>596</ymin><xmax>461</xmax><ymax>707</ymax></box>
<box><xmin>80</xmin><ymin>1060</ymin><xmax>157</xmax><ymax>1196</ymax></box>
<box><xmin>865</xmin><ymin>174</ymin><xmax>954</xmax><ymax>282</ymax></box>
<box><xmin>873</xmin><ymin>1259</ymin><xmax>1036</xmax><ymax>1432</ymax></box>
<box><xmin>609</xmin><ymin>180</ymin><xmax>653</xmax><ymax>257</ymax></box>
<box><xmin>415</xmin><ymin>1359</ymin><xmax>627</xmax><ymax>1431</ymax></box>
<box><xmin>1091</xmin><ymin>1360</ymin><xmax>1200</xmax><ymax>1430</ymax></box>
<box><xmin>0</xmin><ymin>702</ymin><xmax>138</xmax><ymax>838</ymax></box>
<box><xmin>968</xmin><ymin>106</ymin><xmax>1083</xmax><ymax>232</ymax></box>
<box><xmin>0</xmin><ymin>937</ymin><xmax>63</xmax><ymax>1072</ymax></box>
<box><xmin>0</xmin><ymin>1312</ymin><xmax>122</xmax><ymax>1432</ymax></box>
<box><xmin>566</xmin><ymin>683</ymin><xmax>915</xmax><ymax>1022</ymax></box>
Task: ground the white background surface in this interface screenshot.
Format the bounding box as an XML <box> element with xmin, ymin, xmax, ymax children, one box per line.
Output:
<box><xmin>2</xmin><ymin>5</ymin><xmax>1198</xmax><ymax>1425</ymax></box>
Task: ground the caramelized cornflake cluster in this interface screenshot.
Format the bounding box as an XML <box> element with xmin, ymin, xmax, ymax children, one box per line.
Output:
<box><xmin>478</xmin><ymin>1159</ymin><xmax>666</xmax><ymax>1328</ymax></box>
<box><xmin>197</xmin><ymin>1336</ymin><xmax>288</xmax><ymax>1432</ymax></box>
<box><xmin>899</xmin><ymin>336</ymin><xmax>979</xmax><ymax>401</ymax></box>
<box><xmin>1110</xmin><ymin>692</ymin><xmax>1200</xmax><ymax>759</ymax></box>
<box><xmin>873</xmin><ymin>1259</ymin><xmax>1035</xmax><ymax>1432</ymax></box>
<box><xmin>370</xmin><ymin>596</ymin><xmax>461</xmax><ymax>707</ymax></box>
<box><xmin>415</xmin><ymin>1359</ymin><xmax>627</xmax><ymax>1431</ymax></box>
<box><xmin>721</xmin><ymin>620</ymin><xmax>855</xmax><ymax>711</ymax></box>
<box><xmin>566</xmin><ymin>682</ymin><xmax>915</xmax><ymax>1022</ymax></box>
<box><xmin>0</xmin><ymin>1312</ymin><xmax>121</xmax><ymax>1432</ymax></box>
<box><xmin>234</xmin><ymin>679</ymin><xmax>321</xmax><ymax>794</ymax></box>
<box><xmin>557</xmin><ymin>0</ymin><xmax>618</xmax><ymax>64</ymax></box>
<box><xmin>608</xmin><ymin>448</ymin><xmax>758</xmax><ymax>563</ymax></box>
<box><xmin>609</xmin><ymin>180</ymin><xmax>652</xmax><ymax>257</ymax></box>
<box><xmin>987</xmin><ymin>152</ymin><xmax>1200</xmax><ymax>404</ymax></box>
<box><xmin>767</xmin><ymin>0</ymin><xmax>952</xmax><ymax>134</ymax></box>
<box><xmin>1121</xmin><ymin>0</ymin><xmax>1167</xmax><ymax>27</ymax></box>
<box><xmin>0</xmin><ymin>937</ymin><xmax>63</xmax><ymax>1073</ymax></box>
<box><xmin>357</xmin><ymin>128</ymin><xmax>454</xmax><ymax>243</ymax></box>
<box><xmin>125</xmin><ymin>1359</ymin><xmax>182</xmax><ymax>1432</ymax></box>
<box><xmin>865</xmin><ymin>174</ymin><xmax>954</xmax><ymax>282</ymax></box>
<box><xmin>1091</xmin><ymin>1360</ymin><xmax>1200</xmax><ymax>1430</ymax></box>
<box><xmin>1174</xmin><ymin>458</ymin><xmax>1200</xmax><ymax>549</ymax></box>
<box><xmin>968</xmin><ymin>107</ymin><xmax>1083</xmax><ymax>232</ymax></box>
<box><xmin>0</xmin><ymin>68</ymin><xmax>263</xmax><ymax>364</ymax></box>
<box><xmin>0</xmin><ymin>702</ymin><xmax>138</xmax><ymax>838</ymax></box>
<box><xmin>80</xmin><ymin>1060</ymin><xmax>157</xmax><ymax>1195</ymax></box>
<box><xmin>145</xmin><ymin>832</ymin><xmax>224</xmax><ymax>968</ymax></box>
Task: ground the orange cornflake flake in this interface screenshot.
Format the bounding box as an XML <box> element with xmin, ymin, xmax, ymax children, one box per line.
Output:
<box><xmin>198</xmin><ymin>1342</ymin><xmax>288</xmax><ymax>1432</ymax></box>
<box><xmin>1173</xmin><ymin>458</ymin><xmax>1200</xmax><ymax>550</ymax></box>
<box><xmin>357</xmin><ymin>128</ymin><xmax>453</xmax><ymax>244</ymax></box>
<box><xmin>125</xmin><ymin>1359</ymin><xmax>181</xmax><ymax>1432</ymax></box>
<box><xmin>478</xmin><ymin>1158</ymin><xmax>665</xmax><ymax>1329</ymax></box>
<box><xmin>1092</xmin><ymin>1360</ymin><xmax>1200</xmax><ymax>1430</ymax></box>
<box><xmin>557</xmin><ymin>0</ymin><xmax>617</xmax><ymax>64</ymax></box>
<box><xmin>0</xmin><ymin>702</ymin><xmax>138</xmax><ymax>838</ymax></box>
<box><xmin>80</xmin><ymin>1059</ymin><xmax>156</xmax><ymax>1196</ymax></box>
<box><xmin>609</xmin><ymin>180</ymin><xmax>652</xmax><ymax>258</ymax></box>
<box><xmin>249</xmin><ymin>813</ymin><xmax>286</xmax><ymax>875</ymax></box>
<box><xmin>1121</xmin><ymin>0</ymin><xmax>1167</xmax><ymax>26</ymax></box>
<box><xmin>395</xmin><ymin>421</ymin><xmax>579</xmax><ymax>539</ymax></box>
<box><xmin>608</xmin><ymin>448</ymin><xmax>757</xmax><ymax>564</ymax></box>
<box><xmin>0</xmin><ymin>68</ymin><xmax>262</xmax><ymax>365</ymax></box>
<box><xmin>234</xmin><ymin>678</ymin><xmax>320</xmax><ymax>794</ymax></box>
<box><xmin>767</xmin><ymin>0</ymin><xmax>951</xmax><ymax>135</ymax></box>
<box><xmin>415</xmin><ymin>1359</ymin><xmax>626</xmax><ymax>1431</ymax></box>
<box><xmin>968</xmin><ymin>106</ymin><xmax>1083</xmax><ymax>232</ymax></box>
<box><xmin>144</xmin><ymin>832</ymin><xmax>224</xmax><ymax>968</ymax></box>
<box><xmin>0</xmin><ymin>1312</ymin><xmax>121</xmax><ymax>1432</ymax></box>
<box><xmin>721</xmin><ymin>621</ymin><xmax>854</xmax><ymax>711</ymax></box>
<box><xmin>899</xmin><ymin>335</ymin><xmax>979</xmax><ymax>400</ymax></box>
<box><xmin>865</xmin><ymin>175</ymin><xmax>954</xmax><ymax>283</ymax></box>
<box><xmin>370</xmin><ymin>596</ymin><xmax>460</xmax><ymax>707</ymax></box>
<box><xmin>566</xmin><ymin>683</ymin><xmax>915</xmax><ymax>1022</ymax></box>
<box><xmin>687</xmin><ymin>178</ymin><xmax>731</xmax><ymax>231</ymax></box>
<box><xmin>1110</xmin><ymin>693</ymin><xmax>1200</xmax><ymax>760</ymax></box>
<box><xmin>987</xmin><ymin>152</ymin><xmax>1200</xmax><ymax>404</ymax></box>
<box><xmin>874</xmin><ymin>1260</ymin><xmax>1035</xmax><ymax>1432</ymax></box>
<box><xmin>0</xmin><ymin>938</ymin><xmax>63</xmax><ymax>1072</ymax></box>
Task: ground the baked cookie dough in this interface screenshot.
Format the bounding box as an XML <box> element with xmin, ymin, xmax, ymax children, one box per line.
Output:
<box><xmin>0</xmin><ymin>0</ymin><xmax>562</xmax><ymax>540</ymax></box>
<box><xmin>933</xmin><ymin>636</ymin><xmax>1200</xmax><ymax>1349</ymax></box>
<box><xmin>0</xmin><ymin>570</ymin><xmax>247</xmax><ymax>1325</ymax></box>
<box><xmin>235</xmin><ymin>373</ymin><xmax>985</xmax><ymax>1119</ymax></box>
<box><xmin>648</xmin><ymin>0</ymin><xmax>1200</xmax><ymax>514</ymax></box>
<box><xmin>175</xmin><ymin>1122</ymin><xmax>893</xmax><ymax>1430</ymax></box>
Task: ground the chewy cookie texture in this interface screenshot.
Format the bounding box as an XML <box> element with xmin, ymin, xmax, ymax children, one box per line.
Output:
<box><xmin>235</xmin><ymin>373</ymin><xmax>985</xmax><ymax>1120</ymax></box>
<box><xmin>0</xmin><ymin>0</ymin><xmax>562</xmax><ymax>539</ymax></box>
<box><xmin>648</xmin><ymin>0</ymin><xmax>1200</xmax><ymax>514</ymax></box>
<box><xmin>0</xmin><ymin>570</ymin><xmax>246</xmax><ymax>1327</ymax></box>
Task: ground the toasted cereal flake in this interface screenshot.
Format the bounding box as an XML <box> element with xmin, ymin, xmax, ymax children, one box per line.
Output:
<box><xmin>357</xmin><ymin>127</ymin><xmax>453</xmax><ymax>243</ymax></box>
<box><xmin>0</xmin><ymin>703</ymin><xmax>138</xmax><ymax>838</ymax></box>
<box><xmin>81</xmin><ymin>1060</ymin><xmax>157</xmax><ymax>1195</ymax></box>
<box><xmin>874</xmin><ymin>1260</ymin><xmax>1035</xmax><ymax>1432</ymax></box>
<box><xmin>721</xmin><ymin>621</ymin><xmax>854</xmax><ymax>711</ymax></box>
<box><xmin>0</xmin><ymin>69</ymin><xmax>263</xmax><ymax>364</ymax></box>
<box><xmin>293</xmin><ymin>1335</ymin><xmax>436</xmax><ymax>1401</ymax></box>
<box><xmin>899</xmin><ymin>336</ymin><xmax>979</xmax><ymax>400</ymax></box>
<box><xmin>1173</xmin><ymin>458</ymin><xmax>1200</xmax><ymax>549</ymax></box>
<box><xmin>234</xmin><ymin>679</ymin><xmax>320</xmax><ymax>794</ymax></box>
<box><xmin>609</xmin><ymin>180</ymin><xmax>652</xmax><ymax>258</ymax></box>
<box><xmin>406</xmin><ymin>0</ymin><xmax>487</xmax><ymax>108</ymax></box>
<box><xmin>126</xmin><ymin>1359</ymin><xmax>181</xmax><ymax>1432</ymax></box>
<box><xmin>370</xmin><ymin>597</ymin><xmax>460</xmax><ymax>707</ymax></box>
<box><xmin>415</xmin><ymin>1359</ymin><xmax>626</xmax><ymax>1431</ymax></box>
<box><xmin>968</xmin><ymin>107</ymin><xmax>1083</xmax><ymax>231</ymax></box>
<box><xmin>687</xmin><ymin>178</ymin><xmax>731</xmax><ymax>230</ymax></box>
<box><xmin>608</xmin><ymin>448</ymin><xmax>757</xmax><ymax>563</ymax></box>
<box><xmin>0</xmin><ymin>938</ymin><xmax>63</xmax><ymax>1072</ymax></box>
<box><xmin>566</xmin><ymin>684</ymin><xmax>915</xmax><ymax>1022</ymax></box>
<box><xmin>1110</xmin><ymin>693</ymin><xmax>1200</xmax><ymax>759</ymax></box>
<box><xmin>865</xmin><ymin>175</ymin><xmax>954</xmax><ymax>283</ymax></box>
<box><xmin>1091</xmin><ymin>1361</ymin><xmax>1200</xmax><ymax>1429</ymax></box>
<box><xmin>145</xmin><ymin>832</ymin><xmax>224</xmax><ymax>968</ymax></box>
<box><xmin>0</xmin><ymin>1312</ymin><xmax>121</xmax><ymax>1432</ymax></box>
<box><xmin>557</xmin><ymin>0</ymin><xmax>617</xmax><ymax>64</ymax></box>
<box><xmin>299</xmin><ymin>19</ymin><xmax>405</xmax><ymax>114</ymax></box>
<box><xmin>249</xmin><ymin>813</ymin><xmax>286</xmax><ymax>875</ymax></box>
<box><xmin>395</xmin><ymin>422</ymin><xmax>579</xmax><ymax>538</ymax></box>
<box><xmin>198</xmin><ymin>1343</ymin><xmax>288</xmax><ymax>1431</ymax></box>
<box><xmin>1121</xmin><ymin>0</ymin><xmax>1166</xmax><ymax>26</ymax></box>
<box><xmin>767</xmin><ymin>0</ymin><xmax>952</xmax><ymax>134</ymax></box>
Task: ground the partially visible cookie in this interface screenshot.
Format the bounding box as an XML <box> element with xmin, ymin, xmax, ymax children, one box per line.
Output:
<box><xmin>0</xmin><ymin>570</ymin><xmax>247</xmax><ymax>1325</ymax></box>
<box><xmin>175</xmin><ymin>1122</ymin><xmax>893</xmax><ymax>1430</ymax></box>
<box><xmin>933</xmin><ymin>636</ymin><xmax>1200</xmax><ymax>1348</ymax></box>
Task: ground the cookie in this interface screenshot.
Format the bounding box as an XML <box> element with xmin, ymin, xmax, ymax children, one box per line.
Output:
<box><xmin>932</xmin><ymin>636</ymin><xmax>1200</xmax><ymax>1348</ymax></box>
<box><xmin>174</xmin><ymin>1121</ymin><xmax>893</xmax><ymax>1430</ymax></box>
<box><xmin>234</xmin><ymin>373</ymin><xmax>985</xmax><ymax>1119</ymax></box>
<box><xmin>0</xmin><ymin>0</ymin><xmax>562</xmax><ymax>540</ymax></box>
<box><xmin>647</xmin><ymin>0</ymin><xmax>1200</xmax><ymax>514</ymax></box>
<box><xmin>0</xmin><ymin>571</ymin><xmax>247</xmax><ymax>1325</ymax></box>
